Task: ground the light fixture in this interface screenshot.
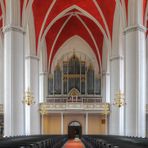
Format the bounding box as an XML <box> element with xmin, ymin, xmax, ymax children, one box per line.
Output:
<box><xmin>113</xmin><ymin>90</ymin><xmax>126</xmax><ymax>108</ymax></box>
<box><xmin>22</xmin><ymin>88</ymin><xmax>35</xmax><ymax>106</ymax></box>
<box><xmin>39</xmin><ymin>103</ymin><xmax>48</xmax><ymax>115</ymax></box>
<box><xmin>102</xmin><ymin>103</ymin><xmax>110</xmax><ymax>115</ymax></box>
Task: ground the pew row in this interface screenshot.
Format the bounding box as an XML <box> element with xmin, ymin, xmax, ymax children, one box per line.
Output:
<box><xmin>0</xmin><ymin>135</ymin><xmax>67</xmax><ymax>148</ymax></box>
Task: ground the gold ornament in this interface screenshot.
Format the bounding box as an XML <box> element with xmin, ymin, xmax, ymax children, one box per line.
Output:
<box><xmin>22</xmin><ymin>88</ymin><xmax>35</xmax><ymax>106</ymax></box>
<box><xmin>39</xmin><ymin>103</ymin><xmax>48</xmax><ymax>115</ymax></box>
<box><xmin>102</xmin><ymin>103</ymin><xmax>110</xmax><ymax>115</ymax></box>
<box><xmin>113</xmin><ymin>90</ymin><xmax>126</xmax><ymax>108</ymax></box>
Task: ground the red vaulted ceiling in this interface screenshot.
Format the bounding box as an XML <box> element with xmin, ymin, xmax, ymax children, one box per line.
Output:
<box><xmin>32</xmin><ymin>0</ymin><xmax>116</xmax><ymax>67</ymax></box>
<box><xmin>0</xmin><ymin>4</ymin><xmax>2</xmax><ymax>28</ymax></box>
<box><xmin>32</xmin><ymin>0</ymin><xmax>147</xmax><ymax>67</ymax></box>
<box><xmin>0</xmin><ymin>0</ymin><xmax>147</xmax><ymax>58</ymax></box>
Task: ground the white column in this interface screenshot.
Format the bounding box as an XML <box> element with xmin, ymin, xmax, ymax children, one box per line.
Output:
<box><xmin>25</xmin><ymin>56</ymin><xmax>40</xmax><ymax>135</ymax></box>
<box><xmin>146</xmin><ymin>36</ymin><xmax>148</xmax><ymax>105</ymax></box>
<box><xmin>85</xmin><ymin>68</ymin><xmax>87</xmax><ymax>95</ymax></box>
<box><xmin>39</xmin><ymin>72</ymin><xmax>48</xmax><ymax>102</ymax></box>
<box><xmin>109</xmin><ymin>56</ymin><xmax>124</xmax><ymax>135</ymax></box>
<box><xmin>61</xmin><ymin>113</ymin><xmax>63</xmax><ymax>135</ymax></box>
<box><xmin>4</xmin><ymin>26</ymin><xmax>25</xmax><ymax>136</ymax></box>
<box><xmin>124</xmin><ymin>25</ymin><xmax>146</xmax><ymax>137</ymax></box>
<box><xmin>80</xmin><ymin>58</ymin><xmax>81</xmax><ymax>93</ymax></box>
<box><xmin>41</xmin><ymin>114</ymin><xmax>44</xmax><ymax>135</ymax></box>
<box><xmin>105</xmin><ymin>115</ymin><xmax>108</xmax><ymax>134</ymax></box>
<box><xmin>85</xmin><ymin>113</ymin><xmax>88</xmax><ymax>134</ymax></box>
<box><xmin>0</xmin><ymin>32</ymin><xmax>4</xmax><ymax>104</ymax></box>
<box><xmin>146</xmin><ymin>35</ymin><xmax>148</xmax><ymax>136</ymax></box>
<box><xmin>61</xmin><ymin>63</ymin><xmax>63</xmax><ymax>95</ymax></box>
<box><xmin>4</xmin><ymin>0</ymin><xmax>25</xmax><ymax>136</ymax></box>
<box><xmin>102</xmin><ymin>72</ymin><xmax>110</xmax><ymax>102</ymax></box>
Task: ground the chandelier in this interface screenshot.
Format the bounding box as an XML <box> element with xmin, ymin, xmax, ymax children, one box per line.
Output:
<box><xmin>22</xmin><ymin>88</ymin><xmax>35</xmax><ymax>106</ymax></box>
<box><xmin>113</xmin><ymin>90</ymin><xmax>126</xmax><ymax>108</ymax></box>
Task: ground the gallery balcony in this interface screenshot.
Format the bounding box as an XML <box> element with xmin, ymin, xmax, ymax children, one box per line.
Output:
<box><xmin>40</xmin><ymin>97</ymin><xmax>110</xmax><ymax>113</ymax></box>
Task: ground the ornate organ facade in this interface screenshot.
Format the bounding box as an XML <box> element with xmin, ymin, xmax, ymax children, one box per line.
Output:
<box><xmin>48</xmin><ymin>54</ymin><xmax>101</xmax><ymax>96</ymax></box>
<box><xmin>42</xmin><ymin>51</ymin><xmax>107</xmax><ymax>135</ymax></box>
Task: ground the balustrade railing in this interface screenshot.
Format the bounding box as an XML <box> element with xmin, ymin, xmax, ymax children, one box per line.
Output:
<box><xmin>46</xmin><ymin>97</ymin><xmax>102</xmax><ymax>103</ymax></box>
<box><xmin>40</xmin><ymin>97</ymin><xmax>107</xmax><ymax>112</ymax></box>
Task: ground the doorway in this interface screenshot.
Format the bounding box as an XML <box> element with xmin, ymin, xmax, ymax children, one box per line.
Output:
<box><xmin>68</xmin><ymin>121</ymin><xmax>82</xmax><ymax>139</ymax></box>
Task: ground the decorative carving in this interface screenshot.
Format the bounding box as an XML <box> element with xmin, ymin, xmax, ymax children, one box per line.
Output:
<box><xmin>69</xmin><ymin>88</ymin><xmax>80</xmax><ymax>97</ymax></box>
<box><xmin>3</xmin><ymin>25</ymin><xmax>25</xmax><ymax>34</ymax></box>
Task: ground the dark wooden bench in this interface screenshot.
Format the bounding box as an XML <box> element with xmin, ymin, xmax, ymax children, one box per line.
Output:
<box><xmin>0</xmin><ymin>135</ymin><xmax>68</xmax><ymax>148</ymax></box>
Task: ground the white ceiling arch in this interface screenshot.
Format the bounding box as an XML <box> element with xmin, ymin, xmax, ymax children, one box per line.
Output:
<box><xmin>93</xmin><ymin>0</ymin><xmax>111</xmax><ymax>41</ymax></box>
<box><xmin>0</xmin><ymin>0</ymin><xmax>5</xmax><ymax>23</ymax></box>
<box><xmin>117</xmin><ymin>0</ymin><xmax>127</xmax><ymax>28</ymax></box>
<box><xmin>50</xmin><ymin>35</ymin><xmax>100</xmax><ymax>74</ymax></box>
<box><xmin>75</xmin><ymin>14</ymin><xmax>101</xmax><ymax>69</ymax></box>
<box><xmin>38</xmin><ymin>0</ymin><xmax>56</xmax><ymax>44</ymax></box>
<box><xmin>144</xmin><ymin>1</ymin><xmax>148</xmax><ymax>27</ymax></box>
<box><xmin>48</xmin><ymin>15</ymin><xmax>73</xmax><ymax>68</ymax></box>
<box><xmin>22</xmin><ymin>0</ymin><xmax>34</xmax><ymax>29</ymax></box>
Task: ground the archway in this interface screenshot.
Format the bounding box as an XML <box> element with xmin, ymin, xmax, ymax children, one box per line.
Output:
<box><xmin>68</xmin><ymin>121</ymin><xmax>82</xmax><ymax>139</ymax></box>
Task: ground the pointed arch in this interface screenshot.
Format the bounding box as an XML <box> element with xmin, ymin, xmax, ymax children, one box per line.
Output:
<box><xmin>144</xmin><ymin>1</ymin><xmax>148</xmax><ymax>26</ymax></box>
<box><xmin>25</xmin><ymin>9</ymin><xmax>36</xmax><ymax>55</ymax></box>
<box><xmin>22</xmin><ymin>0</ymin><xmax>34</xmax><ymax>29</ymax></box>
<box><xmin>50</xmin><ymin>35</ymin><xmax>100</xmax><ymax>74</ymax></box>
<box><xmin>0</xmin><ymin>0</ymin><xmax>5</xmax><ymax>24</ymax></box>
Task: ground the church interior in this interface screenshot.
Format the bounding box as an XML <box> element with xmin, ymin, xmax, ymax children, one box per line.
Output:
<box><xmin>0</xmin><ymin>0</ymin><xmax>148</xmax><ymax>147</ymax></box>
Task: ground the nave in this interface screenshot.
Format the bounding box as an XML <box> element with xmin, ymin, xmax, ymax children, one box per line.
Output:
<box><xmin>63</xmin><ymin>139</ymin><xmax>84</xmax><ymax>148</ymax></box>
<box><xmin>0</xmin><ymin>1</ymin><xmax>148</xmax><ymax>147</ymax></box>
<box><xmin>0</xmin><ymin>135</ymin><xmax>148</xmax><ymax>148</ymax></box>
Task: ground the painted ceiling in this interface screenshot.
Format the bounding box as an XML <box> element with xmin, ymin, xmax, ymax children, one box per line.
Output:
<box><xmin>32</xmin><ymin>0</ymin><xmax>147</xmax><ymax>66</ymax></box>
<box><xmin>32</xmin><ymin>0</ymin><xmax>116</xmax><ymax>66</ymax></box>
<box><xmin>0</xmin><ymin>0</ymin><xmax>148</xmax><ymax>67</ymax></box>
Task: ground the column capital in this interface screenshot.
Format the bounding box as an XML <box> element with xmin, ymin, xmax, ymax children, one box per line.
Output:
<box><xmin>124</xmin><ymin>25</ymin><xmax>146</xmax><ymax>34</ymax></box>
<box><xmin>110</xmin><ymin>55</ymin><xmax>124</xmax><ymax>61</ymax></box>
<box><xmin>25</xmin><ymin>55</ymin><xmax>39</xmax><ymax>61</ymax></box>
<box><xmin>102</xmin><ymin>71</ymin><xmax>110</xmax><ymax>76</ymax></box>
<box><xmin>39</xmin><ymin>72</ymin><xmax>48</xmax><ymax>76</ymax></box>
<box><xmin>3</xmin><ymin>25</ymin><xmax>25</xmax><ymax>34</ymax></box>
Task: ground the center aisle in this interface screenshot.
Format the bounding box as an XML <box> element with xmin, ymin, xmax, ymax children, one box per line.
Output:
<box><xmin>63</xmin><ymin>139</ymin><xmax>85</xmax><ymax>148</ymax></box>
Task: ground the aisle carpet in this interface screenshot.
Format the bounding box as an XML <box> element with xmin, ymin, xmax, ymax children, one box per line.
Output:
<box><xmin>63</xmin><ymin>139</ymin><xmax>85</xmax><ymax>148</ymax></box>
